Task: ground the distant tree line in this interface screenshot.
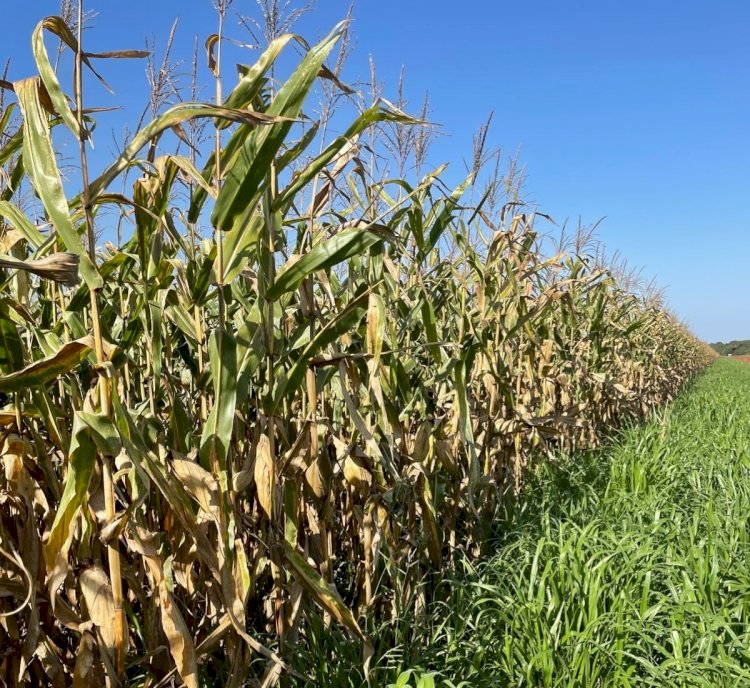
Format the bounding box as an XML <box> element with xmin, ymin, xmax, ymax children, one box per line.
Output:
<box><xmin>711</xmin><ymin>340</ymin><xmax>750</xmax><ymax>356</ymax></box>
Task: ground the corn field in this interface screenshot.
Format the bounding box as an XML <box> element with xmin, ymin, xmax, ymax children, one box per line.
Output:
<box><xmin>0</xmin><ymin>7</ymin><xmax>715</xmax><ymax>687</ymax></box>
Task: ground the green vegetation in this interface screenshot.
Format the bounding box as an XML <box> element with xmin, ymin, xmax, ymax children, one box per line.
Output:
<box><xmin>710</xmin><ymin>339</ymin><xmax>750</xmax><ymax>356</ymax></box>
<box><xmin>0</xmin><ymin>4</ymin><xmax>715</xmax><ymax>686</ymax></box>
<box><xmin>299</xmin><ymin>358</ymin><xmax>750</xmax><ymax>687</ymax></box>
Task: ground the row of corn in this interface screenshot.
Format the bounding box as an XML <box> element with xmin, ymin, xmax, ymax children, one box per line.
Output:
<box><xmin>0</xmin><ymin>16</ymin><xmax>715</xmax><ymax>687</ymax></box>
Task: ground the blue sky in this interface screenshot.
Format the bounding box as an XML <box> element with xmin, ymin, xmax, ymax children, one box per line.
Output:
<box><xmin>3</xmin><ymin>1</ymin><xmax>749</xmax><ymax>341</ymax></box>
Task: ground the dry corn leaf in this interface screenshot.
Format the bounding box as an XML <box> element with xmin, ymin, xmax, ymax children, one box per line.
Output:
<box><xmin>255</xmin><ymin>433</ymin><xmax>275</xmax><ymax>519</ymax></box>
<box><xmin>283</xmin><ymin>541</ymin><xmax>365</xmax><ymax>640</ymax></box>
<box><xmin>80</xmin><ymin>567</ymin><xmax>116</xmax><ymax>654</ymax></box>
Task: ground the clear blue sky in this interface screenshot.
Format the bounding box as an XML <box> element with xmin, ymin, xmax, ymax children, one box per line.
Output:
<box><xmin>4</xmin><ymin>1</ymin><xmax>749</xmax><ymax>342</ymax></box>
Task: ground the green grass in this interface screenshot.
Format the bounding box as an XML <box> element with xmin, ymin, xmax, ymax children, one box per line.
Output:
<box><xmin>294</xmin><ymin>359</ymin><xmax>750</xmax><ymax>687</ymax></box>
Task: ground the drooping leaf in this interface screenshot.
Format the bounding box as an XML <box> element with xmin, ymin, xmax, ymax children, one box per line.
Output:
<box><xmin>125</xmin><ymin>526</ymin><xmax>199</xmax><ymax>688</ymax></box>
<box><xmin>14</xmin><ymin>78</ymin><xmax>102</xmax><ymax>289</ymax></box>
<box><xmin>111</xmin><ymin>395</ymin><xmax>221</xmax><ymax>574</ymax></box>
<box><xmin>172</xmin><ymin>459</ymin><xmax>219</xmax><ymax>518</ymax></box>
<box><xmin>0</xmin><ymin>336</ymin><xmax>93</xmax><ymax>393</ymax></box>
<box><xmin>44</xmin><ymin>413</ymin><xmax>97</xmax><ymax>596</ymax></box>
<box><xmin>88</xmin><ymin>103</ymin><xmax>294</xmax><ymax>200</ymax></box>
<box><xmin>32</xmin><ymin>17</ymin><xmax>83</xmax><ymax>137</ymax></box>
<box><xmin>80</xmin><ymin>566</ymin><xmax>116</xmax><ymax>654</ymax></box>
<box><xmin>283</xmin><ymin>540</ymin><xmax>365</xmax><ymax>640</ymax></box>
<box><xmin>0</xmin><ymin>251</ymin><xmax>79</xmax><ymax>286</ymax></box>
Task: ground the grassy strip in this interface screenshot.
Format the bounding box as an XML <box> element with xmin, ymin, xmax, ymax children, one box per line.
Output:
<box><xmin>296</xmin><ymin>358</ymin><xmax>750</xmax><ymax>686</ymax></box>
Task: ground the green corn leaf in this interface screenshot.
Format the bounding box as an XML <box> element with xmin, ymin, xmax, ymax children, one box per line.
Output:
<box><xmin>187</xmin><ymin>123</ymin><xmax>250</xmax><ymax>224</ymax></box>
<box><xmin>1</xmin><ymin>154</ymin><xmax>25</xmax><ymax>203</ymax></box>
<box><xmin>166</xmin><ymin>155</ymin><xmax>217</xmax><ymax>199</ymax></box>
<box><xmin>188</xmin><ymin>34</ymin><xmax>327</xmax><ymax>217</ymax></box>
<box><xmin>0</xmin><ymin>201</ymin><xmax>46</xmax><ymax>248</ymax></box>
<box><xmin>14</xmin><ymin>78</ymin><xmax>102</xmax><ymax>290</ymax></box>
<box><xmin>220</xmin><ymin>211</ymin><xmax>263</xmax><ymax>284</ymax></box>
<box><xmin>0</xmin><ymin>305</ymin><xmax>24</xmax><ymax>373</ymax></box>
<box><xmin>425</xmin><ymin>173</ymin><xmax>473</xmax><ymax>257</ymax></box>
<box><xmin>222</xmin><ymin>33</ymin><xmax>295</xmax><ymax>116</ymax></box>
<box><xmin>275</xmin><ymin>122</ymin><xmax>320</xmax><ymax>173</ymax></box>
<box><xmin>32</xmin><ymin>17</ymin><xmax>82</xmax><ymax>137</ymax></box>
<box><xmin>270</xmin><ymin>290</ymin><xmax>369</xmax><ymax>411</ymax></box>
<box><xmin>186</xmin><ymin>244</ymin><xmax>216</xmax><ymax>305</ymax></box>
<box><xmin>212</xmin><ymin>22</ymin><xmax>346</xmax><ymax>231</ymax></box>
<box><xmin>274</xmin><ymin>104</ymin><xmax>418</xmax><ymax>212</ymax></box>
<box><xmin>199</xmin><ymin>327</ymin><xmax>238</xmax><ymax>472</ymax></box>
<box><xmin>267</xmin><ymin>223</ymin><xmax>392</xmax><ymax>301</ymax></box>
<box><xmin>421</xmin><ymin>294</ymin><xmax>442</xmax><ymax>365</ymax></box>
<box><xmin>236</xmin><ymin>319</ymin><xmax>265</xmax><ymax>405</ymax></box>
<box><xmin>0</xmin><ymin>336</ymin><xmax>93</xmax><ymax>392</ymax></box>
<box><xmin>0</xmin><ymin>125</ymin><xmax>23</xmax><ymax>170</ymax></box>
<box><xmin>0</xmin><ymin>103</ymin><xmax>16</xmax><ymax>139</ymax></box>
<box><xmin>168</xmin><ymin>394</ymin><xmax>192</xmax><ymax>454</ymax></box>
<box><xmin>44</xmin><ymin>412</ymin><xmax>97</xmax><ymax>584</ymax></box>
<box><xmin>165</xmin><ymin>299</ymin><xmax>198</xmax><ymax>343</ymax></box>
<box><xmin>88</xmin><ymin>103</ymin><xmax>293</xmax><ymax>200</ymax></box>
<box><xmin>78</xmin><ymin>411</ymin><xmax>122</xmax><ymax>458</ymax></box>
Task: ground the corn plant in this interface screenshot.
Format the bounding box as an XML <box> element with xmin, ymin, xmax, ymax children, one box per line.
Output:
<box><xmin>0</xmin><ymin>6</ymin><xmax>715</xmax><ymax>687</ymax></box>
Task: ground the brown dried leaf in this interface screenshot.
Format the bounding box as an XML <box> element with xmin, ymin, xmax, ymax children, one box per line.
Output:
<box><xmin>125</xmin><ymin>526</ymin><xmax>199</xmax><ymax>688</ymax></box>
<box><xmin>172</xmin><ymin>459</ymin><xmax>219</xmax><ymax>518</ymax></box>
<box><xmin>343</xmin><ymin>454</ymin><xmax>372</xmax><ymax>492</ymax></box>
<box><xmin>255</xmin><ymin>433</ymin><xmax>275</xmax><ymax>519</ymax></box>
<box><xmin>72</xmin><ymin>630</ymin><xmax>96</xmax><ymax>688</ymax></box>
<box><xmin>79</xmin><ymin>567</ymin><xmax>116</xmax><ymax>653</ymax></box>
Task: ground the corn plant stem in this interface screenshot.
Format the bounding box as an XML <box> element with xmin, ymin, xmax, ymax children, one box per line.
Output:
<box><xmin>194</xmin><ymin>303</ymin><xmax>207</xmax><ymax>422</ymax></box>
<box><xmin>51</xmin><ymin>247</ymin><xmax>69</xmax><ymax>402</ymax></box>
<box><xmin>186</xmin><ymin>172</ymin><xmax>207</xmax><ymax>421</ymax></box>
<box><xmin>303</xmin><ymin>169</ymin><xmax>334</xmax><ymax>631</ymax></box>
<box><xmin>304</xmin><ymin>304</ymin><xmax>331</xmax><ymax>597</ymax></box>
<box><xmin>75</xmin><ymin>0</ymin><xmax>124</xmax><ymax>678</ymax></box>
<box><xmin>263</xmin><ymin>171</ymin><xmax>286</xmax><ymax>647</ymax></box>
<box><xmin>13</xmin><ymin>393</ymin><xmax>21</xmax><ymax>432</ymax></box>
<box><xmin>214</xmin><ymin>11</ymin><xmax>226</xmax><ymax>329</ymax></box>
<box><xmin>213</xmin><ymin>8</ymin><xmax>226</xmax><ymax>450</ymax></box>
<box><xmin>210</xmin><ymin>5</ymin><xmax>232</xmax><ymax>565</ymax></box>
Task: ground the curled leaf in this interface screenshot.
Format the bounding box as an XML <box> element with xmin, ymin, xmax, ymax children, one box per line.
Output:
<box><xmin>14</xmin><ymin>77</ymin><xmax>102</xmax><ymax>289</ymax></box>
<box><xmin>0</xmin><ymin>252</ymin><xmax>79</xmax><ymax>286</ymax></box>
<box><xmin>0</xmin><ymin>336</ymin><xmax>94</xmax><ymax>392</ymax></box>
